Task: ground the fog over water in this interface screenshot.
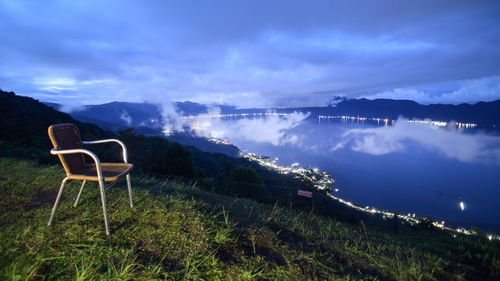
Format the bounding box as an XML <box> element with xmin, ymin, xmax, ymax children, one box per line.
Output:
<box><xmin>189</xmin><ymin>114</ymin><xmax>500</xmax><ymax>232</ymax></box>
<box><xmin>331</xmin><ymin>119</ymin><xmax>500</xmax><ymax>164</ymax></box>
<box><xmin>190</xmin><ymin>110</ymin><xmax>309</xmax><ymax>146</ymax></box>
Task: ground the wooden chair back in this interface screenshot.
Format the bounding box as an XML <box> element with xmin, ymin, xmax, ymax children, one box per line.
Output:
<box><xmin>48</xmin><ymin>123</ymin><xmax>85</xmax><ymax>176</ymax></box>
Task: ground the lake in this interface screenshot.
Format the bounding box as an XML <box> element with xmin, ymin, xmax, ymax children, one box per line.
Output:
<box><xmin>204</xmin><ymin>115</ymin><xmax>500</xmax><ymax>233</ymax></box>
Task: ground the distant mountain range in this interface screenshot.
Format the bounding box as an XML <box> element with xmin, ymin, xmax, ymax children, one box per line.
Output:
<box><xmin>45</xmin><ymin>101</ymin><xmax>237</xmax><ymax>131</ymax></box>
<box><xmin>45</xmin><ymin>98</ymin><xmax>500</xmax><ymax>131</ymax></box>
<box><xmin>226</xmin><ymin>98</ymin><xmax>500</xmax><ymax>127</ymax></box>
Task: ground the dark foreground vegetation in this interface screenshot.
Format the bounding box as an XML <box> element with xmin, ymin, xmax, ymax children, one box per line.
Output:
<box><xmin>1</xmin><ymin>90</ymin><xmax>499</xmax><ymax>280</ymax></box>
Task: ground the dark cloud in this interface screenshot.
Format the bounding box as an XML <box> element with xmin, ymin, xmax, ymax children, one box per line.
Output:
<box><xmin>1</xmin><ymin>0</ymin><xmax>499</xmax><ymax>107</ymax></box>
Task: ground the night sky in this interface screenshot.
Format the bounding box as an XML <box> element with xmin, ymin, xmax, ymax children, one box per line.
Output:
<box><xmin>1</xmin><ymin>0</ymin><xmax>500</xmax><ymax>108</ymax></box>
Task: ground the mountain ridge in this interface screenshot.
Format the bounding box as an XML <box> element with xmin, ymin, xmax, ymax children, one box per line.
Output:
<box><xmin>45</xmin><ymin>97</ymin><xmax>500</xmax><ymax>130</ymax></box>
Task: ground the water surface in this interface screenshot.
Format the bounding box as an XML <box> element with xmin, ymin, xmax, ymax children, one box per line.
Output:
<box><xmin>223</xmin><ymin>118</ymin><xmax>500</xmax><ymax>233</ymax></box>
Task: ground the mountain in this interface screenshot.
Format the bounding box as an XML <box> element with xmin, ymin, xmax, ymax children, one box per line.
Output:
<box><xmin>70</xmin><ymin>101</ymin><xmax>163</xmax><ymax>130</ymax></box>
<box><xmin>44</xmin><ymin>100</ymin><xmax>237</xmax><ymax>131</ymax></box>
<box><xmin>175</xmin><ymin>101</ymin><xmax>236</xmax><ymax>115</ymax></box>
<box><xmin>312</xmin><ymin>98</ymin><xmax>500</xmax><ymax>126</ymax></box>
<box><xmin>226</xmin><ymin>98</ymin><xmax>500</xmax><ymax>127</ymax></box>
<box><xmin>47</xmin><ymin>98</ymin><xmax>500</xmax><ymax>131</ymax></box>
<box><xmin>167</xmin><ymin>132</ymin><xmax>240</xmax><ymax>157</ymax></box>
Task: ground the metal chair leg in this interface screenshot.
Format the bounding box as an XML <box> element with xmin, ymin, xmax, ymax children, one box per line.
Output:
<box><xmin>74</xmin><ymin>180</ymin><xmax>86</xmax><ymax>207</ymax></box>
<box><xmin>48</xmin><ymin>177</ymin><xmax>69</xmax><ymax>226</ymax></box>
<box><xmin>126</xmin><ymin>174</ymin><xmax>133</xmax><ymax>207</ymax></box>
<box><xmin>98</xmin><ymin>179</ymin><xmax>111</xmax><ymax>235</ymax></box>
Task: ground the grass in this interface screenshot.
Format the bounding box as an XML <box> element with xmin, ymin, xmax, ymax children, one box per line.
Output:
<box><xmin>1</xmin><ymin>157</ymin><xmax>499</xmax><ymax>280</ymax></box>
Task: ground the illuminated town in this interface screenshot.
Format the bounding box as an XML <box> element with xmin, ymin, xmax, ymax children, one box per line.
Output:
<box><xmin>181</xmin><ymin>112</ymin><xmax>290</xmax><ymax>120</ymax></box>
<box><xmin>181</xmin><ymin>112</ymin><xmax>479</xmax><ymax>129</ymax></box>
<box><xmin>193</xmin><ymin>112</ymin><xmax>496</xmax><ymax>240</ymax></box>
<box><xmin>241</xmin><ymin>152</ymin><xmax>334</xmax><ymax>193</ymax></box>
<box><xmin>318</xmin><ymin>115</ymin><xmax>478</xmax><ymax>128</ymax></box>
<box><xmin>206</xmin><ymin>139</ymin><xmax>500</xmax><ymax>241</ymax></box>
<box><xmin>208</xmin><ymin>137</ymin><xmax>233</xmax><ymax>146</ymax></box>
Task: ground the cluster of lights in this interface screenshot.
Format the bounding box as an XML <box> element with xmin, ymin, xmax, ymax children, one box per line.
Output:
<box><xmin>208</xmin><ymin>138</ymin><xmax>232</xmax><ymax>145</ymax></box>
<box><xmin>242</xmin><ymin>153</ymin><xmax>334</xmax><ymax>192</ymax></box>
<box><xmin>407</xmin><ymin>119</ymin><xmax>447</xmax><ymax>127</ymax></box>
<box><xmin>319</xmin><ymin>115</ymin><xmax>478</xmax><ymax>128</ymax></box>
<box><xmin>327</xmin><ymin>193</ymin><xmax>421</xmax><ymax>225</ymax></box>
<box><xmin>328</xmin><ymin>189</ymin><xmax>499</xmax><ymax>240</ymax></box>
<box><xmin>205</xmin><ymin>125</ymin><xmax>498</xmax><ymax>241</ymax></box>
<box><xmin>182</xmin><ymin>112</ymin><xmax>289</xmax><ymax>120</ymax></box>
<box><xmin>457</xmin><ymin>122</ymin><xmax>477</xmax><ymax>128</ymax></box>
<box><xmin>406</xmin><ymin>119</ymin><xmax>477</xmax><ymax>128</ymax></box>
<box><xmin>182</xmin><ymin>112</ymin><xmax>478</xmax><ymax>129</ymax></box>
<box><xmin>319</xmin><ymin>115</ymin><xmax>393</xmax><ymax>126</ymax></box>
<box><xmin>242</xmin><ymin>148</ymin><xmax>499</xmax><ymax>241</ymax></box>
<box><xmin>162</xmin><ymin>129</ymin><xmax>173</xmax><ymax>136</ymax></box>
<box><xmin>170</xmin><ymin>112</ymin><xmax>495</xmax><ymax>240</ymax></box>
<box><xmin>241</xmin><ymin>150</ymin><xmax>429</xmax><ymax>227</ymax></box>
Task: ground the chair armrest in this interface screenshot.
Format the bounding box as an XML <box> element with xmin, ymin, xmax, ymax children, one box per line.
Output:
<box><xmin>82</xmin><ymin>139</ymin><xmax>129</xmax><ymax>163</ymax></box>
<box><xmin>50</xmin><ymin>148</ymin><xmax>104</xmax><ymax>181</ymax></box>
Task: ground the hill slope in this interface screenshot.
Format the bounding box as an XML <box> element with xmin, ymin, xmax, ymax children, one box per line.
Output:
<box><xmin>1</xmin><ymin>158</ymin><xmax>499</xmax><ymax>280</ymax></box>
<box><xmin>0</xmin><ymin>90</ymin><xmax>112</xmax><ymax>163</ymax></box>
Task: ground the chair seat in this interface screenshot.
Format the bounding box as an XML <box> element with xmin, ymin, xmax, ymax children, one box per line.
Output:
<box><xmin>67</xmin><ymin>163</ymin><xmax>134</xmax><ymax>182</ymax></box>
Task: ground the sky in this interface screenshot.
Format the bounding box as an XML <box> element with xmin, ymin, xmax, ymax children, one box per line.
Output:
<box><xmin>1</xmin><ymin>0</ymin><xmax>500</xmax><ymax>108</ymax></box>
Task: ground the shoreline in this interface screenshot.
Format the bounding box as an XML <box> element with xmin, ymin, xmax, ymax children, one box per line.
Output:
<box><xmin>209</xmin><ymin>137</ymin><xmax>500</xmax><ymax>241</ymax></box>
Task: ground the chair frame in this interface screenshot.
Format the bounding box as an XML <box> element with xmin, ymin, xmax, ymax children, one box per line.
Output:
<box><xmin>47</xmin><ymin>138</ymin><xmax>133</xmax><ymax>235</ymax></box>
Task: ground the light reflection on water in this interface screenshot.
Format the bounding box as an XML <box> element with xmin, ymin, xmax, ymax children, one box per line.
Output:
<box><xmin>225</xmin><ymin>118</ymin><xmax>500</xmax><ymax>233</ymax></box>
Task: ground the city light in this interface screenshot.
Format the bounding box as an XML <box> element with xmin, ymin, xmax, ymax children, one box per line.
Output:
<box><xmin>182</xmin><ymin>112</ymin><xmax>290</xmax><ymax>120</ymax></box>
<box><xmin>241</xmin><ymin>152</ymin><xmax>334</xmax><ymax>192</ymax></box>
<box><xmin>318</xmin><ymin>115</ymin><xmax>478</xmax><ymax>128</ymax></box>
<box><xmin>208</xmin><ymin>138</ymin><xmax>232</xmax><ymax>145</ymax></box>
<box><xmin>238</xmin><ymin>143</ymin><xmax>499</xmax><ymax>241</ymax></box>
<box><xmin>196</xmin><ymin>112</ymin><xmax>495</xmax><ymax>241</ymax></box>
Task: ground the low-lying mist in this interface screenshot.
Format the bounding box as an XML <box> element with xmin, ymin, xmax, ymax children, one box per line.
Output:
<box><xmin>158</xmin><ymin>101</ymin><xmax>186</xmax><ymax>133</ymax></box>
<box><xmin>154</xmin><ymin>99</ymin><xmax>500</xmax><ymax>166</ymax></box>
<box><xmin>189</xmin><ymin>108</ymin><xmax>310</xmax><ymax>146</ymax></box>
<box><xmin>331</xmin><ymin>118</ymin><xmax>500</xmax><ymax>165</ymax></box>
<box><xmin>153</xmin><ymin>101</ymin><xmax>310</xmax><ymax>146</ymax></box>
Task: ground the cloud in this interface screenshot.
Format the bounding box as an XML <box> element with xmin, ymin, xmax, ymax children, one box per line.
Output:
<box><xmin>0</xmin><ymin>1</ymin><xmax>499</xmax><ymax>107</ymax></box>
<box><xmin>57</xmin><ymin>101</ymin><xmax>85</xmax><ymax>113</ymax></box>
<box><xmin>190</xmin><ymin>110</ymin><xmax>310</xmax><ymax>146</ymax></box>
<box><xmin>120</xmin><ymin>110</ymin><xmax>132</xmax><ymax>126</ymax></box>
<box><xmin>156</xmin><ymin>101</ymin><xmax>188</xmax><ymax>134</ymax></box>
<box><xmin>364</xmin><ymin>76</ymin><xmax>500</xmax><ymax>104</ymax></box>
<box><xmin>331</xmin><ymin>118</ymin><xmax>500</xmax><ymax>164</ymax></box>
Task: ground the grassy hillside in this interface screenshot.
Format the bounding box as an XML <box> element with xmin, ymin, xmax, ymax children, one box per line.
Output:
<box><xmin>1</xmin><ymin>158</ymin><xmax>499</xmax><ymax>280</ymax></box>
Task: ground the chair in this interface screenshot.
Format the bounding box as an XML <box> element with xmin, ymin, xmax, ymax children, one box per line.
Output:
<box><xmin>47</xmin><ymin>123</ymin><xmax>134</xmax><ymax>235</ymax></box>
